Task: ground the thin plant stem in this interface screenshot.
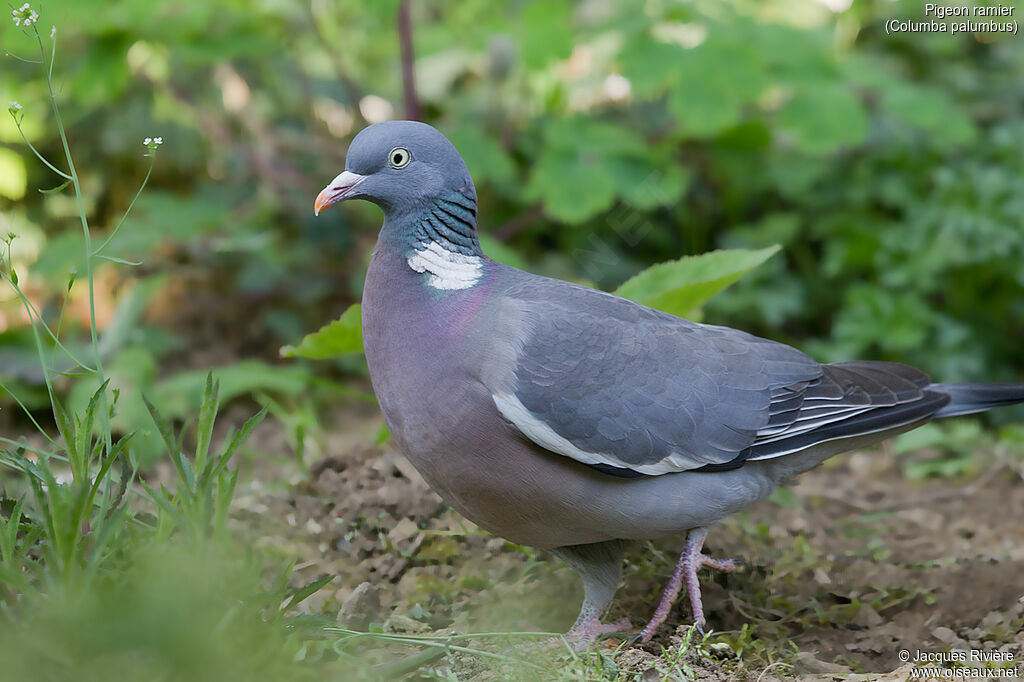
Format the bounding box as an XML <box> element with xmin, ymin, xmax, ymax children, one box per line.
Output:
<box><xmin>0</xmin><ymin>271</ymin><xmax>96</xmax><ymax>372</ymax></box>
<box><xmin>3</xmin><ymin>50</ymin><xmax>41</xmax><ymax>64</ymax></box>
<box><xmin>35</xmin><ymin>30</ymin><xmax>102</xmax><ymax>374</ymax></box>
<box><xmin>326</xmin><ymin>628</ymin><xmax>560</xmax><ymax>641</ymax></box>
<box><xmin>11</xmin><ymin>117</ymin><xmax>71</xmax><ymax>180</ymax></box>
<box><xmin>0</xmin><ymin>380</ymin><xmax>58</xmax><ymax>449</ymax></box>
<box><xmin>6</xmin><ymin>273</ymin><xmax>71</xmax><ymax>448</ymax></box>
<box><xmin>34</xmin><ymin>26</ymin><xmax>113</xmax><ymax>459</ymax></box>
<box><xmin>49</xmin><ymin>273</ymin><xmax>74</xmax><ymax>371</ymax></box>
<box><xmin>329</xmin><ymin>631</ymin><xmax>549</xmax><ymax>671</ymax></box>
<box><xmin>93</xmin><ymin>155</ymin><xmax>154</xmax><ymax>256</ymax></box>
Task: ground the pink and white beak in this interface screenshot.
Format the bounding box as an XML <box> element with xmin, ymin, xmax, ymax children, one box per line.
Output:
<box><xmin>314</xmin><ymin>171</ymin><xmax>367</xmax><ymax>215</ymax></box>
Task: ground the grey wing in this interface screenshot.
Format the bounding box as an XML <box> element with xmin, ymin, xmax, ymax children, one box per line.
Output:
<box><xmin>489</xmin><ymin>277</ymin><xmax>951</xmax><ymax>476</ymax></box>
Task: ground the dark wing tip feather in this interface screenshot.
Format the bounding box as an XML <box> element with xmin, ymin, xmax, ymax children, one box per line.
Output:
<box><xmin>746</xmin><ymin>361</ymin><xmax>945</xmax><ymax>461</ymax></box>
<box><xmin>747</xmin><ymin>390</ymin><xmax>950</xmax><ymax>460</ymax></box>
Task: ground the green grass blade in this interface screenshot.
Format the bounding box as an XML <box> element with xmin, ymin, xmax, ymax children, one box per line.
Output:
<box><xmin>215</xmin><ymin>405</ymin><xmax>268</xmax><ymax>475</ymax></box>
<box><xmin>74</xmin><ymin>378</ymin><xmax>110</xmax><ymax>480</ymax></box>
<box><xmin>283</xmin><ymin>574</ymin><xmax>335</xmax><ymax>613</ymax></box>
<box><xmin>143</xmin><ymin>393</ymin><xmax>194</xmax><ymax>491</ymax></box>
<box><xmin>194</xmin><ymin>373</ymin><xmax>220</xmax><ymax>472</ymax></box>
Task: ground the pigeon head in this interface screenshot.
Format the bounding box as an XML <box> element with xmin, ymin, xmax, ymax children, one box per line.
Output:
<box><xmin>314</xmin><ymin>120</ymin><xmax>476</xmax><ymax>217</ymax></box>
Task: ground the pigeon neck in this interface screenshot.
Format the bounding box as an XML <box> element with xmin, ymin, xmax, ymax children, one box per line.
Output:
<box><xmin>408</xmin><ymin>189</ymin><xmax>482</xmax><ymax>256</ymax></box>
<box><xmin>395</xmin><ymin>189</ymin><xmax>485</xmax><ymax>291</ymax></box>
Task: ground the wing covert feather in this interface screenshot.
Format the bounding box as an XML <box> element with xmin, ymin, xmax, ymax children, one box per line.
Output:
<box><xmin>491</xmin><ymin>278</ymin><xmax>821</xmax><ymax>474</ymax></box>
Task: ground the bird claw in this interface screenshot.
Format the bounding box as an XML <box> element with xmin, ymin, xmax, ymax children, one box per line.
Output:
<box><xmin>701</xmin><ymin>554</ymin><xmax>742</xmax><ymax>574</ymax></box>
<box><xmin>632</xmin><ymin>528</ymin><xmax>747</xmax><ymax>643</ymax></box>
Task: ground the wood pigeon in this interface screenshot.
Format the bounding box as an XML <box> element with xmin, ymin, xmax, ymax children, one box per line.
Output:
<box><xmin>314</xmin><ymin>120</ymin><xmax>1024</xmax><ymax>646</ymax></box>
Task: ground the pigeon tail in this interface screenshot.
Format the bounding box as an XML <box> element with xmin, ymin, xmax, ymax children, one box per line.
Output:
<box><xmin>929</xmin><ymin>382</ymin><xmax>1024</xmax><ymax>418</ymax></box>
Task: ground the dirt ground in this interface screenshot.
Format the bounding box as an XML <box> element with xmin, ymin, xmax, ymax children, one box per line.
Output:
<box><xmin>233</xmin><ymin>408</ymin><xmax>1024</xmax><ymax>680</ymax></box>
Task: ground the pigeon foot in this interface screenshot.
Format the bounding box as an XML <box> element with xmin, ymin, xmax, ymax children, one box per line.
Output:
<box><xmin>636</xmin><ymin>527</ymin><xmax>741</xmax><ymax>643</ymax></box>
<box><xmin>562</xmin><ymin>616</ymin><xmax>634</xmax><ymax>650</ymax></box>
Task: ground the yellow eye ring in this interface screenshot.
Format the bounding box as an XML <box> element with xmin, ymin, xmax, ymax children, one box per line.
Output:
<box><xmin>389</xmin><ymin>147</ymin><xmax>411</xmax><ymax>169</ymax></box>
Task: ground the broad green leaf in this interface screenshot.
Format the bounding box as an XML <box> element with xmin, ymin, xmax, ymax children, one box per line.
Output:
<box><xmin>616</xmin><ymin>157</ymin><xmax>690</xmax><ymax>210</ymax></box>
<box><xmin>524</xmin><ymin>150</ymin><xmax>616</xmax><ymax>224</ymax></box>
<box><xmin>281</xmin><ymin>304</ymin><xmax>363</xmax><ymax>359</ymax></box>
<box><xmin>844</xmin><ymin>56</ymin><xmax>976</xmax><ymax>147</ymax></box>
<box><xmin>727</xmin><ymin>213</ymin><xmax>802</xmax><ymax>249</ymax></box>
<box><xmin>617</xmin><ymin>38</ymin><xmax>684</xmax><ymax>97</ymax></box>
<box><xmin>669</xmin><ymin>39</ymin><xmax>766</xmax><ymax>138</ymax></box>
<box><xmin>527</xmin><ymin>118</ymin><xmax>670</xmax><ymax>223</ymax></box>
<box><xmin>832</xmin><ymin>285</ymin><xmax>935</xmax><ymax>355</ymax></box>
<box><xmin>151</xmin><ymin>361</ymin><xmax>311</xmax><ymax>417</ymax></box>
<box><xmin>447</xmin><ymin>127</ymin><xmax>516</xmax><ymax>187</ymax></box>
<box><xmin>745</xmin><ymin>23</ymin><xmax>832</xmax><ymax>81</ymax></box>
<box><xmin>539</xmin><ymin>118</ymin><xmax>648</xmax><ymax>157</ymax></box>
<box><xmin>517</xmin><ymin>0</ymin><xmax>574</xmax><ymax>69</ymax></box>
<box><xmin>614</xmin><ymin>246</ymin><xmax>781</xmax><ymax>318</ymax></box>
<box><xmin>669</xmin><ymin>81</ymin><xmax>743</xmax><ymax>138</ymax></box>
<box><xmin>841</xmin><ymin>53</ymin><xmax>899</xmax><ymax>91</ymax></box>
<box><xmin>777</xmin><ymin>85</ymin><xmax>867</xmax><ymax>155</ymax></box>
<box><xmin>892</xmin><ymin>422</ymin><xmax>944</xmax><ymax>456</ymax></box>
<box><xmin>881</xmin><ymin>86</ymin><xmax>976</xmax><ymax>146</ymax></box>
<box><xmin>98</xmin><ymin>275</ymin><xmax>168</xmax><ymax>358</ymax></box>
<box><xmin>73</xmin><ymin>42</ymin><xmax>131</xmax><ymax>105</ymax></box>
<box><xmin>769</xmin><ymin>154</ymin><xmax>830</xmax><ymax>200</ymax></box>
<box><xmin>479</xmin><ymin>235</ymin><xmax>528</xmax><ymax>270</ymax></box>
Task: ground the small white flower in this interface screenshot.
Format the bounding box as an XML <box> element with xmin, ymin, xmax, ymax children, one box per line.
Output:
<box><xmin>8</xmin><ymin>101</ymin><xmax>23</xmax><ymax>115</ymax></box>
<box><xmin>154</xmin><ymin>137</ymin><xmax>162</xmax><ymax>145</ymax></box>
<box><xmin>143</xmin><ymin>137</ymin><xmax>152</xmax><ymax>145</ymax></box>
<box><xmin>12</xmin><ymin>3</ymin><xmax>38</xmax><ymax>26</ymax></box>
<box><xmin>50</xmin><ymin>25</ymin><xmax>55</xmax><ymax>38</ymax></box>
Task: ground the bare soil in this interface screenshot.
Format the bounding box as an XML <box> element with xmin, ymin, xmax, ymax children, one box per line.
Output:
<box><xmin>236</xmin><ymin>414</ymin><xmax>1024</xmax><ymax>680</ymax></box>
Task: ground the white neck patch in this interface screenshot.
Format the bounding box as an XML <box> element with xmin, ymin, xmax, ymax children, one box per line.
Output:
<box><xmin>407</xmin><ymin>241</ymin><xmax>483</xmax><ymax>290</ymax></box>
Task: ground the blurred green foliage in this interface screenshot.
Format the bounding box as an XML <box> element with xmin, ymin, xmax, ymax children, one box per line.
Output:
<box><xmin>1</xmin><ymin>1</ymin><xmax>1022</xmax><ymax>424</ymax></box>
<box><xmin>0</xmin><ymin>377</ymin><xmax>341</xmax><ymax>682</ymax></box>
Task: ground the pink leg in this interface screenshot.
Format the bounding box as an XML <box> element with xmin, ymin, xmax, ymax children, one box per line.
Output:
<box><xmin>552</xmin><ymin>541</ymin><xmax>633</xmax><ymax>650</ymax></box>
<box><xmin>564</xmin><ymin>613</ymin><xmax>633</xmax><ymax>648</ymax></box>
<box><xmin>636</xmin><ymin>527</ymin><xmax>740</xmax><ymax>643</ymax></box>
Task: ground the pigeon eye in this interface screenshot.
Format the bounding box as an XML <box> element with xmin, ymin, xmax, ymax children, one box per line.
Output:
<box><xmin>389</xmin><ymin>147</ymin><xmax>411</xmax><ymax>169</ymax></box>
